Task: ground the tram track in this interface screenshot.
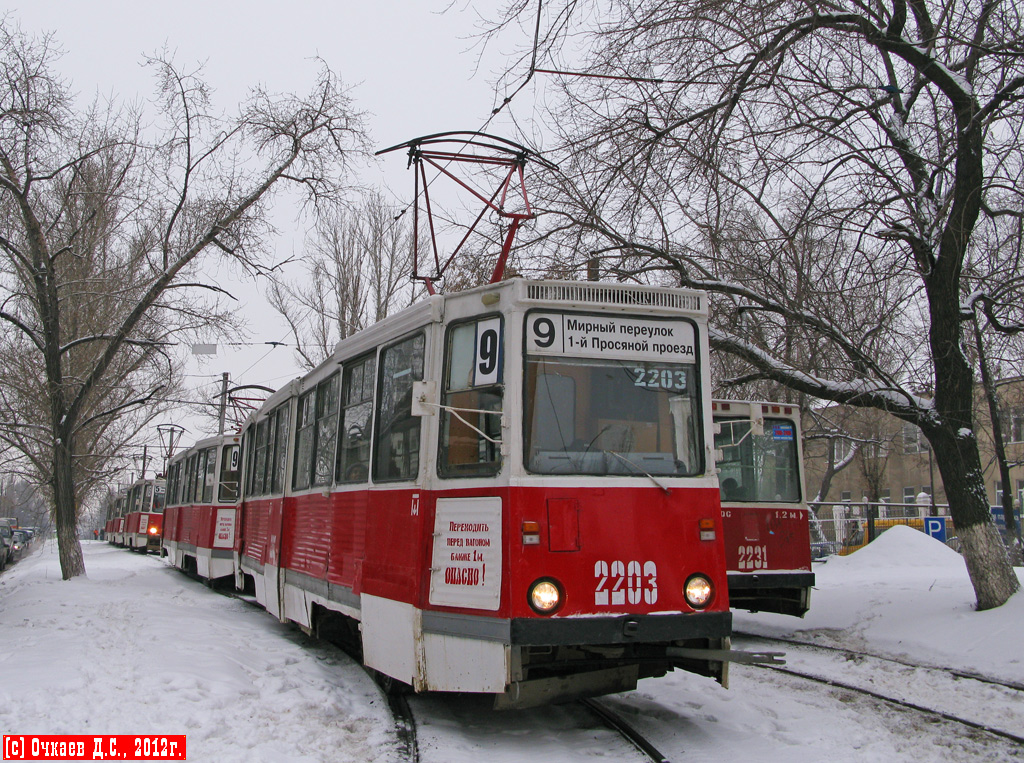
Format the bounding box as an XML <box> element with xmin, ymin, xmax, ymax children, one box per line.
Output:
<box><xmin>384</xmin><ymin>691</ymin><xmax>419</xmax><ymax>763</ymax></box>
<box><xmin>580</xmin><ymin>697</ymin><xmax>672</xmax><ymax>762</ymax></box>
<box><xmin>734</xmin><ymin>632</ymin><xmax>1024</xmax><ymax>747</ymax></box>
<box><xmin>395</xmin><ymin>692</ymin><xmax>674</xmax><ymax>763</ymax></box>
<box><xmin>735</xmin><ymin>630</ymin><xmax>1024</xmax><ymax>692</ymax></box>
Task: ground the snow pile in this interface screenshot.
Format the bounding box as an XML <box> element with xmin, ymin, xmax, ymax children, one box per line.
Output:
<box><xmin>735</xmin><ymin>525</ymin><xmax>1024</xmax><ymax>683</ymax></box>
<box><xmin>0</xmin><ymin>541</ymin><xmax>394</xmax><ymax>762</ymax></box>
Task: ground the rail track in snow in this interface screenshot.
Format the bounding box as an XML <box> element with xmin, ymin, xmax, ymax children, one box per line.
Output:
<box><xmin>734</xmin><ymin>632</ymin><xmax>1024</xmax><ymax>747</ymax></box>
<box><xmin>392</xmin><ymin>692</ymin><xmax>675</xmax><ymax>763</ymax></box>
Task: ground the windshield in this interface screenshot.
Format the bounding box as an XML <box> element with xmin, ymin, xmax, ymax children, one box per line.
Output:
<box><xmin>715</xmin><ymin>416</ymin><xmax>801</xmax><ymax>502</ymax></box>
<box><xmin>524</xmin><ymin>356</ymin><xmax>702</xmax><ymax>476</ymax></box>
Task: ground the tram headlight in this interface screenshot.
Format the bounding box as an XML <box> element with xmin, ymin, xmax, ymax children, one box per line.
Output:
<box><xmin>528</xmin><ymin>578</ymin><xmax>563</xmax><ymax>615</ymax></box>
<box><xmin>684</xmin><ymin>574</ymin><xmax>714</xmax><ymax>609</ymax></box>
<box><xmin>148</xmin><ymin>526</ymin><xmax>159</xmax><ymax>535</ymax></box>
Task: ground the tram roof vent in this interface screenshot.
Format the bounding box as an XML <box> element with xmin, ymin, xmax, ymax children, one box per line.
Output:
<box><xmin>525</xmin><ymin>282</ymin><xmax>703</xmax><ymax>313</ymax></box>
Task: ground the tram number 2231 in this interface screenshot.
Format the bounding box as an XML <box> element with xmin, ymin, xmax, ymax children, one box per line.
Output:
<box><xmin>595</xmin><ymin>560</ymin><xmax>658</xmax><ymax>606</ymax></box>
<box><xmin>738</xmin><ymin>545</ymin><xmax>768</xmax><ymax>570</ymax></box>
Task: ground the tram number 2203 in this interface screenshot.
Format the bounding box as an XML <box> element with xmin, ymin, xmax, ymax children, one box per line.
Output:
<box><xmin>595</xmin><ymin>560</ymin><xmax>658</xmax><ymax>605</ymax></box>
<box><xmin>738</xmin><ymin>545</ymin><xmax>768</xmax><ymax>570</ymax></box>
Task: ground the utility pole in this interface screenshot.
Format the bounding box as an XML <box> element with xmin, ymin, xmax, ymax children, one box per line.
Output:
<box><xmin>218</xmin><ymin>372</ymin><xmax>230</xmax><ymax>435</ymax></box>
<box><xmin>133</xmin><ymin>445</ymin><xmax>149</xmax><ymax>481</ymax></box>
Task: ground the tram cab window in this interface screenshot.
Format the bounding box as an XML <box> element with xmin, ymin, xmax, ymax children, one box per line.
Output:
<box><xmin>714</xmin><ymin>417</ymin><xmax>800</xmax><ymax>502</ymax></box>
<box><xmin>524</xmin><ymin>338</ymin><xmax>702</xmax><ymax>476</ymax></box>
<box><xmin>153</xmin><ymin>484</ymin><xmax>166</xmax><ymax>513</ymax></box>
<box><xmin>439</xmin><ymin>317</ymin><xmax>503</xmax><ymax>477</ymax></box>
<box><xmin>219</xmin><ymin>444</ymin><xmax>240</xmax><ymax>502</ymax></box>
<box><xmin>337</xmin><ymin>354</ymin><xmax>375</xmax><ymax>483</ymax></box>
<box><xmin>374</xmin><ymin>333</ymin><xmax>425</xmax><ymax>482</ymax></box>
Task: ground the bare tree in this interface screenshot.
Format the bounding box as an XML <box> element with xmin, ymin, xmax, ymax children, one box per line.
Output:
<box><xmin>482</xmin><ymin>0</ymin><xmax>1024</xmax><ymax>608</ymax></box>
<box><xmin>268</xmin><ymin>192</ymin><xmax>418</xmax><ymax>370</ymax></box>
<box><xmin>0</xmin><ymin>24</ymin><xmax>367</xmax><ymax>579</ymax></box>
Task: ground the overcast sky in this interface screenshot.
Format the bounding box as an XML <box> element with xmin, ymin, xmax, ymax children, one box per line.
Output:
<box><xmin>7</xmin><ymin>1</ymin><xmax>528</xmax><ymax>467</ymax></box>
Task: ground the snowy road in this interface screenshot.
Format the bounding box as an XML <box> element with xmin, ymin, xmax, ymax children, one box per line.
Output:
<box><xmin>1</xmin><ymin>533</ymin><xmax>1021</xmax><ymax>762</ymax></box>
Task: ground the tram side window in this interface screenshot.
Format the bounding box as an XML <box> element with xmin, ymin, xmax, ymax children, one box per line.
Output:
<box><xmin>270</xmin><ymin>404</ymin><xmax>290</xmax><ymax>494</ymax></box>
<box><xmin>181</xmin><ymin>456</ymin><xmax>193</xmax><ymax>504</ymax></box>
<box><xmin>243</xmin><ymin>431</ymin><xmax>255</xmax><ymax>496</ymax></box>
<box><xmin>166</xmin><ymin>463</ymin><xmax>178</xmax><ymax>506</ymax></box>
<box><xmin>293</xmin><ymin>389</ymin><xmax>316</xmax><ymax>491</ymax></box>
<box><xmin>191</xmin><ymin>450</ymin><xmax>207</xmax><ymax>503</ymax></box>
<box><xmin>312</xmin><ymin>374</ymin><xmax>340</xmax><ymax>487</ymax></box>
<box><xmin>202</xmin><ymin>446</ymin><xmax>217</xmax><ymax>503</ymax></box>
<box><xmin>173</xmin><ymin>462</ymin><xmax>183</xmax><ymax>506</ymax></box>
<box><xmin>439</xmin><ymin>317</ymin><xmax>503</xmax><ymax>478</ymax></box>
<box><xmin>337</xmin><ymin>354</ymin><xmax>375</xmax><ymax>484</ymax></box>
<box><xmin>219</xmin><ymin>444</ymin><xmax>240</xmax><ymax>502</ymax></box>
<box><xmin>374</xmin><ymin>333</ymin><xmax>425</xmax><ymax>482</ymax></box>
<box><xmin>253</xmin><ymin>417</ymin><xmax>271</xmax><ymax>495</ymax></box>
<box><xmin>191</xmin><ymin>453</ymin><xmax>202</xmax><ymax>503</ymax></box>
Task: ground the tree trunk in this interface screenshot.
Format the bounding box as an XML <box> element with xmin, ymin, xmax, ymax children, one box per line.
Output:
<box><xmin>971</xmin><ymin>316</ymin><xmax>1022</xmax><ymax>564</ymax></box>
<box><xmin>53</xmin><ymin>437</ymin><xmax>85</xmax><ymax>580</ymax></box>
<box><xmin>928</xmin><ymin>425</ymin><xmax>1019</xmax><ymax>610</ymax></box>
<box><xmin>923</xmin><ymin>125</ymin><xmax>1019</xmax><ymax>608</ymax></box>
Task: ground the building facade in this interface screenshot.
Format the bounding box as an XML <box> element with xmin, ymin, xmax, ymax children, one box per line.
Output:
<box><xmin>803</xmin><ymin>377</ymin><xmax>1024</xmax><ymax>524</ymax></box>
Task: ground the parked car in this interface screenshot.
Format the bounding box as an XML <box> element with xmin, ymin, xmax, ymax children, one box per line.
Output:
<box><xmin>0</xmin><ymin>519</ymin><xmax>12</xmax><ymax>570</ymax></box>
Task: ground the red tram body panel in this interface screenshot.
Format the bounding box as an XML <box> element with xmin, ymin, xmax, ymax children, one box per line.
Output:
<box><xmin>713</xmin><ymin>400</ymin><xmax>814</xmax><ymax>616</ymax></box>
<box><xmin>231</xmin><ymin>279</ymin><xmax>734</xmax><ymax>707</ymax></box>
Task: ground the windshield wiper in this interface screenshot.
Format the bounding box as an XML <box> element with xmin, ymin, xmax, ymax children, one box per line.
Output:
<box><xmin>605</xmin><ymin>450</ymin><xmax>672</xmax><ymax>495</ymax></box>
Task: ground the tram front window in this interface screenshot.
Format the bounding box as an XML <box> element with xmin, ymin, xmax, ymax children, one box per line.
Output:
<box><xmin>439</xmin><ymin>317</ymin><xmax>503</xmax><ymax>478</ymax></box>
<box><xmin>524</xmin><ymin>357</ymin><xmax>702</xmax><ymax>476</ymax></box>
<box><xmin>715</xmin><ymin>417</ymin><xmax>801</xmax><ymax>502</ymax></box>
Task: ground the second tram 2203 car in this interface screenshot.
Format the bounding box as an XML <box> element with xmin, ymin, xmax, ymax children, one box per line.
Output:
<box><xmin>221</xmin><ymin>279</ymin><xmax>781</xmax><ymax>708</ymax></box>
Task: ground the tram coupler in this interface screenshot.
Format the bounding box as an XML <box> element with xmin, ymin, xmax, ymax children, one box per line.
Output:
<box><xmin>666</xmin><ymin>646</ymin><xmax>786</xmax><ymax>665</ymax></box>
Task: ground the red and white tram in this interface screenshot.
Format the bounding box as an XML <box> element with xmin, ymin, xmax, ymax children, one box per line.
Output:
<box><xmin>236</xmin><ymin>278</ymin><xmax>734</xmax><ymax>707</ymax></box>
<box><xmin>121</xmin><ymin>477</ymin><xmax>166</xmax><ymax>553</ymax></box>
<box><xmin>105</xmin><ymin>490</ymin><xmax>126</xmax><ymax>545</ymax></box>
<box><xmin>163</xmin><ymin>434</ymin><xmax>242</xmax><ymax>581</ymax></box>
<box><xmin>713</xmin><ymin>400</ymin><xmax>814</xmax><ymax>616</ymax></box>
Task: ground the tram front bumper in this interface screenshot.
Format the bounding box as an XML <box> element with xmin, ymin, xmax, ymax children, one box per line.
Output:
<box><xmin>509</xmin><ymin>610</ymin><xmax>731</xmax><ymax>646</ymax></box>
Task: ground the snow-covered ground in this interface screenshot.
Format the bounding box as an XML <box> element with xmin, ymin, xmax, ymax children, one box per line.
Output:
<box><xmin>1</xmin><ymin>528</ymin><xmax>1021</xmax><ymax>762</ymax></box>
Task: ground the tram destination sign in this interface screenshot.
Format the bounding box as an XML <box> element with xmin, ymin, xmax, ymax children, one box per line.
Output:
<box><xmin>526</xmin><ymin>312</ymin><xmax>695</xmax><ymax>362</ymax></box>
